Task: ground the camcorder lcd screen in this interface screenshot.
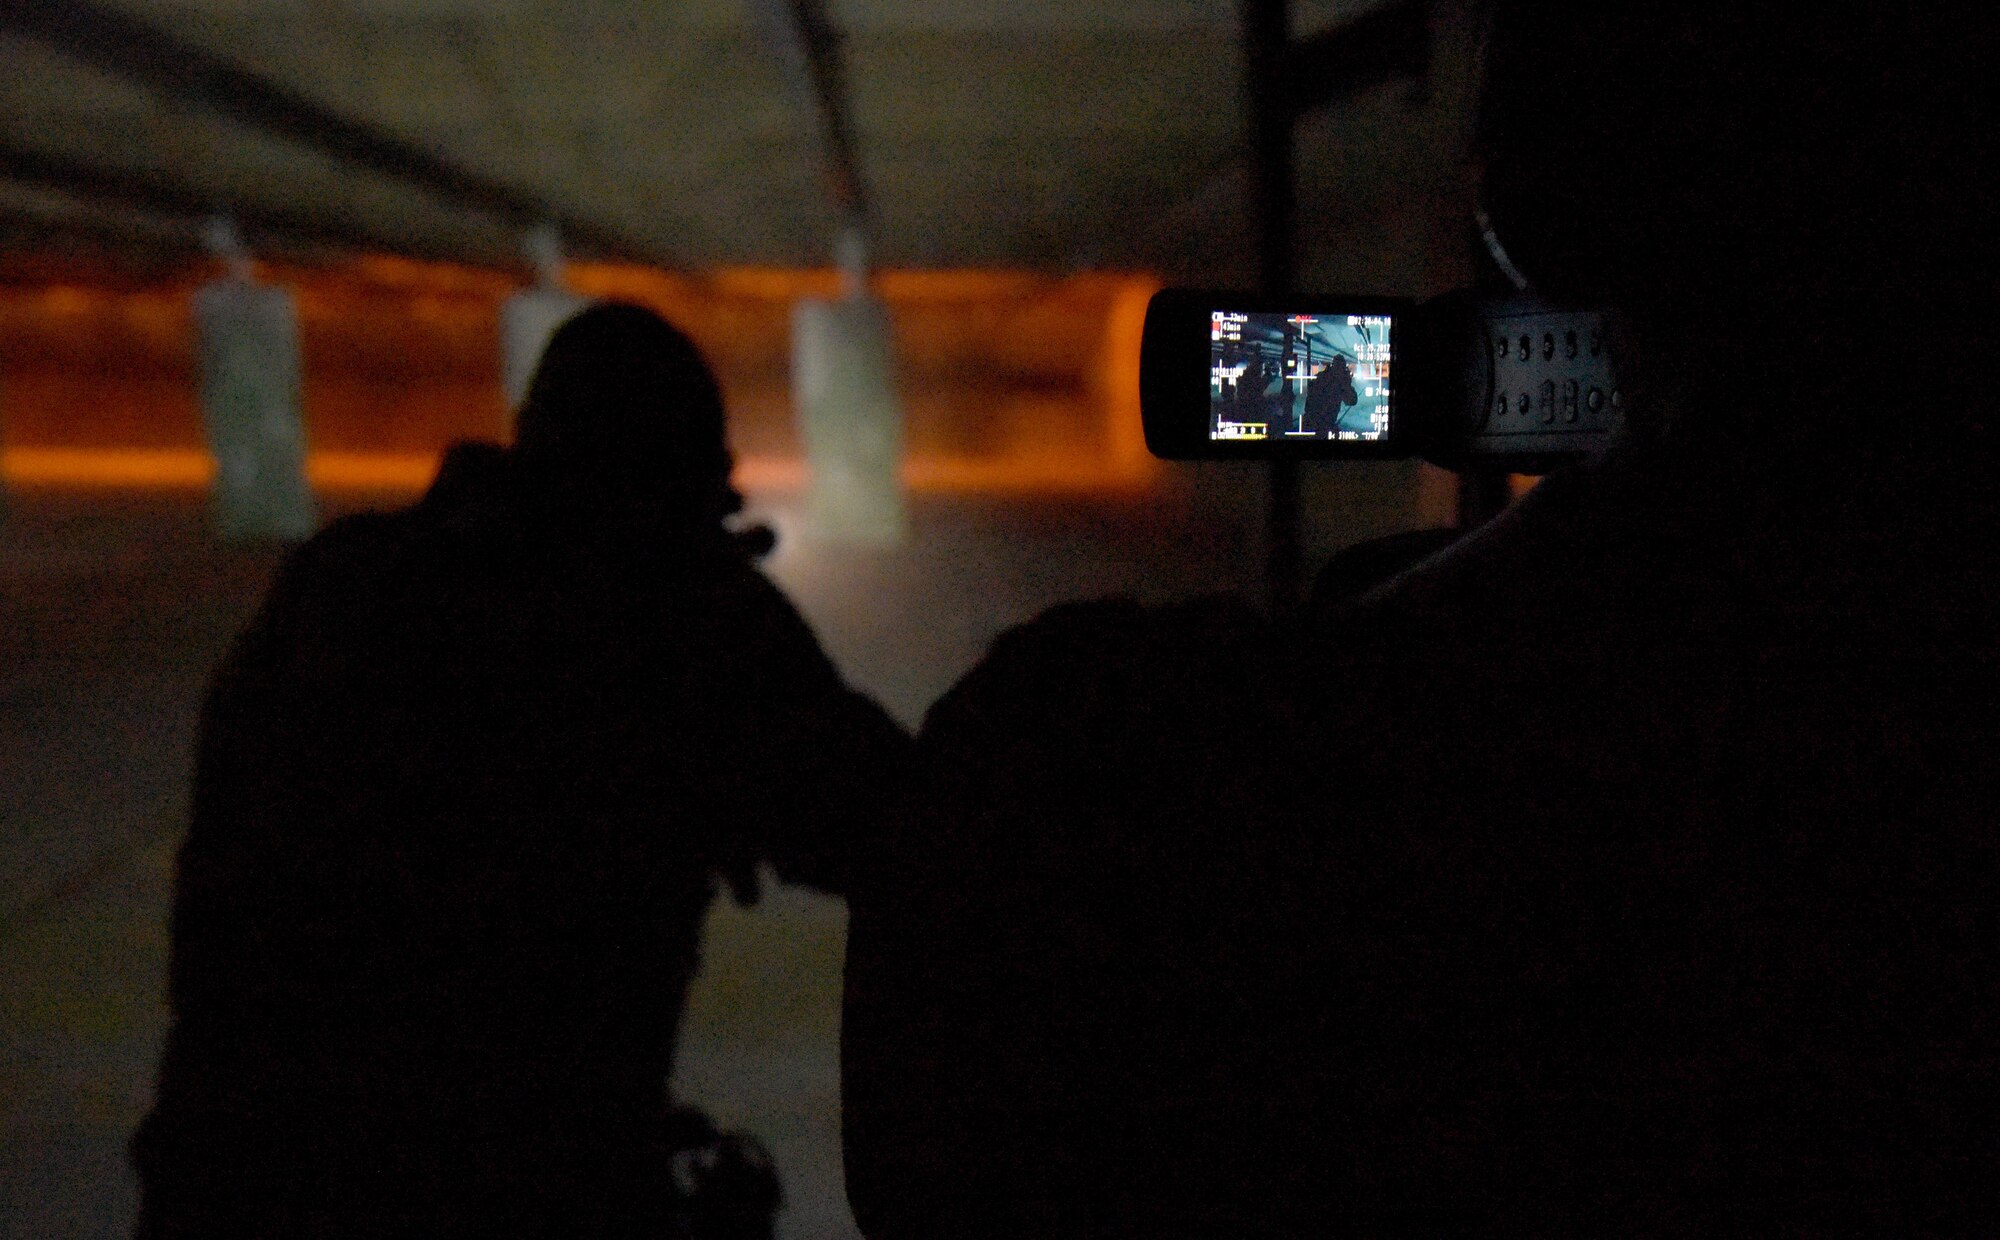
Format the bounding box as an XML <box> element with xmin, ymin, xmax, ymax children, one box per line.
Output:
<box><xmin>1208</xmin><ymin>309</ymin><xmax>1393</xmax><ymax>443</ymax></box>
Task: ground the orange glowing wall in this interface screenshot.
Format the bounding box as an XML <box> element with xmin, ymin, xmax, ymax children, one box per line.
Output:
<box><xmin>0</xmin><ymin>258</ymin><xmax>1159</xmax><ymax>492</ymax></box>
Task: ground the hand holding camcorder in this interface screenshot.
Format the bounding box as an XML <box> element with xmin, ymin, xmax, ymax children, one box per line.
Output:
<box><xmin>1140</xmin><ymin>288</ymin><xmax>1630</xmax><ymax>473</ymax></box>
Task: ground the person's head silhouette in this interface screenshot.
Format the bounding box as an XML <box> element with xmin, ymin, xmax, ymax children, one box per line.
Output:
<box><xmin>514</xmin><ymin>301</ymin><xmax>740</xmax><ymax>524</ymax></box>
<box><xmin>1475</xmin><ymin>3</ymin><xmax>1978</xmax><ymax>452</ymax></box>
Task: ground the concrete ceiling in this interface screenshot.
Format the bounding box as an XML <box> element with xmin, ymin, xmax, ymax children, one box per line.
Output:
<box><xmin>0</xmin><ymin>0</ymin><xmax>1486</xmax><ymax>287</ymax></box>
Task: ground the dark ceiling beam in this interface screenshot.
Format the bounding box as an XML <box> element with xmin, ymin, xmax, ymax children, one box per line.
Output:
<box><xmin>0</xmin><ymin>0</ymin><xmax>642</xmax><ymax>261</ymax></box>
<box><xmin>0</xmin><ymin>207</ymin><xmax>218</xmax><ymax>289</ymax></box>
<box><xmin>748</xmin><ymin>0</ymin><xmax>870</xmax><ymax>228</ymax></box>
<box><xmin>787</xmin><ymin>0</ymin><xmax>870</xmax><ymax>224</ymax></box>
<box><xmin>0</xmin><ymin>203</ymin><xmax>184</xmax><ymax>253</ymax></box>
<box><xmin>0</xmin><ymin>135</ymin><xmax>481</xmax><ymax>265</ymax></box>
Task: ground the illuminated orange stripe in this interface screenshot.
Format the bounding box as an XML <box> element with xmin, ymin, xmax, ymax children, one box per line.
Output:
<box><xmin>307</xmin><ymin>453</ymin><xmax>441</xmax><ymax>489</ymax></box>
<box><xmin>1</xmin><ymin>448</ymin><xmax>212</xmax><ymax>487</ymax></box>
<box><xmin>2</xmin><ymin>448</ymin><xmax>1155</xmax><ymax>495</ymax></box>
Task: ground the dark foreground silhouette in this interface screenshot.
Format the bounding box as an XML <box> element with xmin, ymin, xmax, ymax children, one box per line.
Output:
<box><xmin>136</xmin><ymin>304</ymin><xmax>907</xmax><ymax>1238</ymax></box>
<box><xmin>850</xmin><ymin>442</ymin><xmax>1997</xmax><ymax>1238</ymax></box>
<box><xmin>843</xmin><ymin>6</ymin><xmax>1994</xmax><ymax>1235</ymax></box>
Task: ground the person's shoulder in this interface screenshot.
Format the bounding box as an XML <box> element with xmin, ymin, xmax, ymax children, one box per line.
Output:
<box><xmin>1337</xmin><ymin>451</ymin><xmax>1656</xmax><ymax>637</ymax></box>
<box><xmin>239</xmin><ymin>495</ymin><xmax>475</xmax><ymax>675</ymax></box>
<box><xmin>925</xmin><ymin>592</ymin><xmax>1274</xmax><ymax>749</ymax></box>
<box><xmin>278</xmin><ymin>442</ymin><xmax>520</xmax><ymax>593</ymax></box>
<box><xmin>288</xmin><ymin>507</ymin><xmax>412</xmax><ymax>565</ymax></box>
<box><xmin>983</xmin><ymin>593</ymin><xmax>1260</xmax><ymax>659</ymax></box>
<box><xmin>265</xmin><ymin>506</ymin><xmax>427</xmax><ymax>604</ymax></box>
<box><xmin>650</xmin><ymin>545</ymin><xmax>851</xmax><ymax>690</ymax></box>
<box><xmin>670</xmin><ymin>543</ymin><xmax>808</xmax><ymax>622</ymax></box>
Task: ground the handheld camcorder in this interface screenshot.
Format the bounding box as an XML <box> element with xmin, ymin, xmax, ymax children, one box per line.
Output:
<box><xmin>1139</xmin><ymin>289</ymin><xmax>1629</xmax><ymax>472</ymax></box>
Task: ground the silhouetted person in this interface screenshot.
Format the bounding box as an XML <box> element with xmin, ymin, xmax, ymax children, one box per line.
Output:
<box><xmin>844</xmin><ymin>594</ymin><xmax>1289</xmax><ymax>1237</ymax></box>
<box><xmin>1299</xmin><ymin>355</ymin><xmax>1358</xmax><ymax>436</ymax></box>
<box><xmin>845</xmin><ymin>5</ymin><xmax>1991</xmax><ymax>1235</ymax></box>
<box><xmin>1235</xmin><ymin>351</ymin><xmax>1275</xmax><ymax>432</ymax></box>
<box><xmin>1304</xmin><ymin>525</ymin><xmax>1459</xmax><ymax>615</ymax></box>
<box><xmin>135</xmin><ymin>302</ymin><xmax>907</xmax><ymax>1238</ymax></box>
